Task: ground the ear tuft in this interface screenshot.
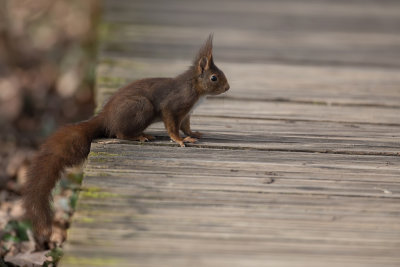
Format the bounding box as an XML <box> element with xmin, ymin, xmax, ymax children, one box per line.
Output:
<box><xmin>201</xmin><ymin>33</ymin><xmax>213</xmax><ymax>59</ymax></box>
<box><xmin>194</xmin><ymin>33</ymin><xmax>214</xmax><ymax>73</ymax></box>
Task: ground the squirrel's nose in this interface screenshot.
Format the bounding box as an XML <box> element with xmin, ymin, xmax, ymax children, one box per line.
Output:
<box><xmin>224</xmin><ymin>84</ymin><xmax>230</xmax><ymax>91</ymax></box>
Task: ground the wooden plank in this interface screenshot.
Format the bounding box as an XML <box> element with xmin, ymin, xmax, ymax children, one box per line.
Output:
<box><xmin>96</xmin><ymin>81</ymin><xmax>400</xmax><ymax>127</ymax></box>
<box><xmin>140</xmin><ymin>116</ymin><xmax>400</xmax><ymax>155</ymax></box>
<box><xmin>103</xmin><ymin>0</ymin><xmax>400</xmax><ymax>34</ymax></box>
<box><xmin>102</xmin><ymin>26</ymin><xmax>400</xmax><ymax>68</ymax></box>
<box><xmin>62</xmin><ymin>144</ymin><xmax>400</xmax><ymax>267</ymax></box>
<box><xmin>87</xmin><ymin>143</ymin><xmax>400</xmax><ymax>186</ymax></box>
<box><xmin>104</xmin><ymin>0</ymin><xmax>400</xmax><ymax>21</ymax></box>
<box><xmin>97</xmin><ymin>58</ymin><xmax>400</xmax><ymax>107</ymax></box>
<box><xmin>100</xmin><ymin>0</ymin><xmax>400</xmax><ymax>67</ymax></box>
<box><xmin>96</xmin><ymin>95</ymin><xmax>400</xmax><ymax>126</ymax></box>
<box><xmin>192</xmin><ymin>99</ymin><xmax>400</xmax><ymax>125</ymax></box>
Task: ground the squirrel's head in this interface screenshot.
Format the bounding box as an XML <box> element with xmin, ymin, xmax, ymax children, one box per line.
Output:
<box><xmin>193</xmin><ymin>34</ymin><xmax>230</xmax><ymax>95</ymax></box>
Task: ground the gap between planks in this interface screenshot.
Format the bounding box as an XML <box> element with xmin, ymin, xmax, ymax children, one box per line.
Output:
<box><xmin>209</xmin><ymin>96</ymin><xmax>400</xmax><ymax>109</ymax></box>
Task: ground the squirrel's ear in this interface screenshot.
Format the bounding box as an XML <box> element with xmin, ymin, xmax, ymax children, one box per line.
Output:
<box><xmin>195</xmin><ymin>34</ymin><xmax>214</xmax><ymax>75</ymax></box>
<box><xmin>198</xmin><ymin>56</ymin><xmax>209</xmax><ymax>74</ymax></box>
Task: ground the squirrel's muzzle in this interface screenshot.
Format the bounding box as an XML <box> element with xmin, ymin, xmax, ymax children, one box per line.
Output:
<box><xmin>224</xmin><ymin>84</ymin><xmax>230</xmax><ymax>92</ymax></box>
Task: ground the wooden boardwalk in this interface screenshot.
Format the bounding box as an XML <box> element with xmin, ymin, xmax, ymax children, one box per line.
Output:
<box><xmin>61</xmin><ymin>0</ymin><xmax>400</xmax><ymax>266</ymax></box>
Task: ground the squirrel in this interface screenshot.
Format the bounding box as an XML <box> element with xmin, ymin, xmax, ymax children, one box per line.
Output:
<box><xmin>22</xmin><ymin>34</ymin><xmax>230</xmax><ymax>244</ymax></box>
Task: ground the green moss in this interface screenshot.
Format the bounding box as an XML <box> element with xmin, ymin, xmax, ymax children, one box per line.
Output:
<box><xmin>84</xmin><ymin>186</ymin><xmax>101</xmax><ymax>192</ymax></box>
<box><xmin>81</xmin><ymin>191</ymin><xmax>118</xmax><ymax>199</ymax></box>
<box><xmin>99</xmin><ymin>57</ymin><xmax>148</xmax><ymax>70</ymax></box>
<box><xmin>90</xmin><ymin>157</ymin><xmax>108</xmax><ymax>163</ymax></box>
<box><xmin>97</xmin><ymin>76</ymin><xmax>126</xmax><ymax>88</ymax></box>
<box><xmin>98</xmin><ymin>21</ymin><xmax>124</xmax><ymax>42</ymax></box>
<box><xmin>45</xmin><ymin>248</ymin><xmax>64</xmax><ymax>266</ymax></box>
<box><xmin>80</xmin><ymin>187</ymin><xmax>118</xmax><ymax>199</ymax></box>
<box><xmin>99</xmin><ymin>58</ymin><xmax>118</xmax><ymax>66</ymax></box>
<box><xmin>89</xmin><ymin>151</ymin><xmax>118</xmax><ymax>163</ymax></box>
<box><xmin>69</xmin><ymin>191</ymin><xmax>79</xmax><ymax>210</ymax></box>
<box><xmin>2</xmin><ymin>220</ymin><xmax>31</xmax><ymax>243</ymax></box>
<box><xmin>79</xmin><ymin>217</ymin><xmax>95</xmax><ymax>223</ymax></box>
<box><xmin>89</xmin><ymin>151</ymin><xmax>118</xmax><ymax>157</ymax></box>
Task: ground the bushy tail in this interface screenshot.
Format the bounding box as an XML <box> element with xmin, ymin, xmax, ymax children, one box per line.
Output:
<box><xmin>23</xmin><ymin>115</ymin><xmax>104</xmax><ymax>243</ymax></box>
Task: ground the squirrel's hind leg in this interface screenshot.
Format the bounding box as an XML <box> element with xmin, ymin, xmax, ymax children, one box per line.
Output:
<box><xmin>110</xmin><ymin>96</ymin><xmax>155</xmax><ymax>140</ymax></box>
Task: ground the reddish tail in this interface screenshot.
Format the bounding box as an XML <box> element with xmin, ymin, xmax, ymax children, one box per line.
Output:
<box><xmin>23</xmin><ymin>115</ymin><xmax>104</xmax><ymax>242</ymax></box>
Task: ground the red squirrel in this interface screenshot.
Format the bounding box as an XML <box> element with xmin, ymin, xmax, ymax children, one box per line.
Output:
<box><xmin>23</xmin><ymin>34</ymin><xmax>230</xmax><ymax>243</ymax></box>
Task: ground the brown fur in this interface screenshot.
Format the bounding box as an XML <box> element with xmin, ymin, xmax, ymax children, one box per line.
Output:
<box><xmin>23</xmin><ymin>34</ymin><xmax>230</xmax><ymax>244</ymax></box>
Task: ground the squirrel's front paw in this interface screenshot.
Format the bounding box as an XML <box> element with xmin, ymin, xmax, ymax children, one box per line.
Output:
<box><xmin>189</xmin><ymin>131</ymin><xmax>203</xmax><ymax>139</ymax></box>
<box><xmin>171</xmin><ymin>136</ymin><xmax>197</xmax><ymax>147</ymax></box>
<box><xmin>183</xmin><ymin>136</ymin><xmax>198</xmax><ymax>144</ymax></box>
<box><xmin>178</xmin><ymin>141</ymin><xmax>185</xmax><ymax>147</ymax></box>
<box><xmin>171</xmin><ymin>139</ymin><xmax>186</xmax><ymax>147</ymax></box>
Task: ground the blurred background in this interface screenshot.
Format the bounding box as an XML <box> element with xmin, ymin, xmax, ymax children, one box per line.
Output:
<box><xmin>0</xmin><ymin>0</ymin><xmax>99</xmax><ymax>264</ymax></box>
<box><xmin>0</xmin><ymin>0</ymin><xmax>98</xmax><ymax>191</ymax></box>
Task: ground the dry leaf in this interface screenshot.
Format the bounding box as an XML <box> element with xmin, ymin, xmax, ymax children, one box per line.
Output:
<box><xmin>4</xmin><ymin>250</ymin><xmax>50</xmax><ymax>267</ymax></box>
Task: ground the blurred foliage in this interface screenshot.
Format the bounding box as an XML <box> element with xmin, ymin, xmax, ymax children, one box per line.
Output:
<box><xmin>0</xmin><ymin>0</ymin><xmax>99</xmax><ymax>141</ymax></box>
<box><xmin>0</xmin><ymin>0</ymin><xmax>99</xmax><ymax>189</ymax></box>
<box><xmin>0</xmin><ymin>0</ymin><xmax>100</xmax><ymax>265</ymax></box>
<box><xmin>1</xmin><ymin>169</ymin><xmax>86</xmax><ymax>266</ymax></box>
<box><xmin>2</xmin><ymin>221</ymin><xmax>31</xmax><ymax>244</ymax></box>
<box><xmin>44</xmin><ymin>248</ymin><xmax>63</xmax><ymax>266</ymax></box>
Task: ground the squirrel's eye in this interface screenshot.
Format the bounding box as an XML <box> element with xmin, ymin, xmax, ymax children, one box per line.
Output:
<box><xmin>210</xmin><ymin>75</ymin><xmax>218</xmax><ymax>82</ymax></box>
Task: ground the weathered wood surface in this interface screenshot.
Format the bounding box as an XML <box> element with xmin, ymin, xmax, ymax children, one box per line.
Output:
<box><xmin>101</xmin><ymin>0</ymin><xmax>400</xmax><ymax>67</ymax></box>
<box><xmin>62</xmin><ymin>145</ymin><xmax>400</xmax><ymax>267</ymax></box>
<box><xmin>98</xmin><ymin>58</ymin><xmax>400</xmax><ymax>107</ymax></box>
<box><xmin>61</xmin><ymin>0</ymin><xmax>400</xmax><ymax>266</ymax></box>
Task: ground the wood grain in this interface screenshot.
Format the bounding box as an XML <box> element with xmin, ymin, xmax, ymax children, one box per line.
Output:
<box><xmin>142</xmin><ymin>116</ymin><xmax>400</xmax><ymax>155</ymax></box>
<box><xmin>62</xmin><ymin>145</ymin><xmax>400</xmax><ymax>267</ymax></box>
<box><xmin>101</xmin><ymin>0</ymin><xmax>400</xmax><ymax>67</ymax></box>
<box><xmin>61</xmin><ymin>0</ymin><xmax>400</xmax><ymax>266</ymax></box>
<box><xmin>97</xmin><ymin>58</ymin><xmax>400</xmax><ymax>107</ymax></box>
